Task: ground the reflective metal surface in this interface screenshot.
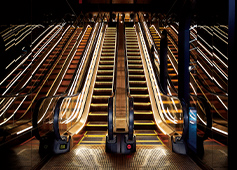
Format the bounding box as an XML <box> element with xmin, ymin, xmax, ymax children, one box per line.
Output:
<box><xmin>42</xmin><ymin>144</ymin><xmax>201</xmax><ymax>169</ymax></box>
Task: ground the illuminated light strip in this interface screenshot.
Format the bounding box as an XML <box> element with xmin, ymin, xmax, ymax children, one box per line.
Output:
<box><xmin>5</xmin><ymin>26</ymin><xmax>37</xmax><ymax>51</ymax></box>
<box><xmin>212</xmin><ymin>127</ymin><xmax>228</xmax><ymax>136</ymax></box>
<box><xmin>73</xmin><ymin>25</ymin><xmax>104</xmax><ymax>131</ymax></box>
<box><xmin>5</xmin><ymin>54</ymin><xmax>23</xmax><ymax>70</ymax></box>
<box><xmin>155</xmin><ymin>26</ymin><xmax>211</xmax><ymax>113</ymax></box>
<box><xmin>212</xmin><ymin>27</ymin><xmax>228</xmax><ymax>40</ymax></box>
<box><xmin>213</xmin><ymin>53</ymin><xmax>228</xmax><ymax>69</ymax></box>
<box><xmin>215</xmin><ymin>26</ymin><xmax>228</xmax><ymax>37</ymax></box>
<box><xmin>68</xmin><ymin>25</ymin><xmax>91</xmax><ymax>95</ymax></box>
<box><xmin>0</xmin><ymin>97</ymin><xmax>15</xmax><ymax>115</ymax></box>
<box><xmin>40</xmin><ymin>28</ymin><xmax>83</xmax><ymax>120</ymax></box>
<box><xmin>194</xmin><ymin>65</ymin><xmax>227</xmax><ymax>111</ymax></box>
<box><xmin>197</xmin><ymin>34</ymin><xmax>213</xmax><ymax>49</ymax></box>
<box><xmin>166</xmin><ymin>108</ymin><xmax>177</xmax><ymax>124</ymax></box>
<box><xmin>16</xmin><ymin>126</ymin><xmax>32</xmax><ymax>135</ymax></box>
<box><xmin>138</xmin><ymin>23</ymin><xmax>170</xmax><ymax>135</ymax></box>
<box><xmin>0</xmin><ymin>24</ymin><xmax>63</xmax><ymax>88</ymax></box>
<box><xmin>37</xmin><ymin>98</ymin><xmax>55</xmax><ymax>124</ymax></box>
<box><xmin>200</xmin><ymin>26</ymin><xmax>213</xmax><ymax>36</ymax></box>
<box><xmin>170</xmin><ymin>25</ymin><xmax>178</xmax><ymax>34</ymax></box>
<box><xmin>6</xmin><ymin>70</ymin><xmax>22</xmax><ymax>89</ymax></box>
<box><xmin>37</xmin><ymin>26</ymin><xmax>82</xmax><ymax>123</ymax></box>
<box><xmin>2</xmin><ymin>26</ymin><xmax>14</xmax><ymax>37</ymax></box>
<box><xmin>151</xmin><ymin>25</ymin><xmax>161</xmax><ymax>38</ymax></box>
<box><xmin>212</xmin><ymin>60</ymin><xmax>228</xmax><ymax>80</ymax></box>
<box><xmin>216</xmin><ymin>95</ymin><xmax>228</xmax><ymax>110</ymax></box>
<box><xmin>198</xmin><ymin>104</ymin><xmax>226</xmax><ymax>137</ymax></box>
<box><xmin>5</xmin><ymin>38</ymin><xmax>14</xmax><ymax>48</ymax></box>
<box><xmin>198</xmin><ymin>41</ymin><xmax>213</xmax><ymax>56</ymax></box>
<box><xmin>197</xmin><ymin>60</ymin><xmax>213</xmax><ymax>80</ymax></box>
<box><xmin>190</xmin><ymin>25</ymin><xmax>197</xmax><ymax>33</ymax></box>
<box><xmin>213</xmin><ymin>77</ymin><xmax>224</xmax><ymax>89</ymax></box>
<box><xmin>197</xmin><ymin>47</ymin><xmax>213</xmax><ymax>66</ymax></box>
<box><xmin>213</xmin><ymin>32</ymin><xmax>228</xmax><ymax>44</ymax></box>
<box><xmin>2</xmin><ymin>25</ymin><xmax>68</xmax><ymax>95</ymax></box>
<box><xmin>4</xmin><ymin>26</ymin><xmax>24</xmax><ymax>41</ymax></box>
<box><xmin>220</xmin><ymin>25</ymin><xmax>228</xmax><ymax>29</ymax></box>
<box><xmin>32</xmin><ymin>24</ymin><xmax>64</xmax><ymax>54</ymax></box>
<box><xmin>1</xmin><ymin>25</ymin><xmax>67</xmax><ymax>126</ymax></box>
<box><xmin>61</xmin><ymin>26</ymin><xmax>93</xmax><ymax>119</ymax></box>
<box><xmin>167</xmin><ymin>54</ymin><xmax>178</xmax><ymax>74</ymax></box>
<box><xmin>213</xmin><ymin>46</ymin><xmax>228</xmax><ymax>61</ymax></box>
<box><xmin>46</xmin><ymin>29</ymin><xmax>80</xmax><ymax>96</ymax></box>
<box><xmin>190</xmin><ymin>82</ymin><xmax>197</xmax><ymax>95</ymax></box>
<box><xmin>167</xmin><ymin>82</ymin><xmax>178</xmax><ymax>111</ymax></box>
<box><xmin>30</xmin><ymin>24</ymin><xmax>47</xmax><ymax>45</ymax></box>
<box><xmin>0</xmin><ymin>96</ymin><xmax>27</xmax><ymax>126</ymax></box>
<box><xmin>18</xmin><ymin>32</ymin><xmax>64</xmax><ymax>91</ymax></box>
<box><xmin>64</xmin><ymin>23</ymin><xmax>100</xmax><ymax>124</ymax></box>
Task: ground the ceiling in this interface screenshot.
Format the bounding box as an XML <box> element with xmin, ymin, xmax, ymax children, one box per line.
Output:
<box><xmin>0</xmin><ymin>0</ymin><xmax>228</xmax><ymax>25</ymax></box>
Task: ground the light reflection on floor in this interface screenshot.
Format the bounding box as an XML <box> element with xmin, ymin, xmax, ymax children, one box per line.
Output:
<box><xmin>42</xmin><ymin>145</ymin><xmax>201</xmax><ymax>169</ymax></box>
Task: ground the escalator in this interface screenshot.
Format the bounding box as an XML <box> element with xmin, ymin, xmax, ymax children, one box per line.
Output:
<box><xmin>0</xmin><ymin>24</ymin><xmax>63</xmax><ymax>95</ymax></box>
<box><xmin>78</xmin><ymin>26</ymin><xmax>117</xmax><ymax>145</ymax></box>
<box><xmin>0</xmin><ymin>24</ymin><xmax>92</xmax><ymax>144</ymax></box>
<box><xmin>125</xmin><ymin>26</ymin><xmax>162</xmax><ymax>145</ymax></box>
<box><xmin>27</xmin><ymin>13</ymin><xmax>206</xmax><ymax>169</ymax></box>
<box><xmin>149</xmin><ymin>22</ymin><xmax>228</xmax><ymax>139</ymax></box>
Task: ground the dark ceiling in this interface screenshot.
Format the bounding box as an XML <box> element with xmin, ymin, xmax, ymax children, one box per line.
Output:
<box><xmin>0</xmin><ymin>0</ymin><xmax>228</xmax><ymax>25</ymax></box>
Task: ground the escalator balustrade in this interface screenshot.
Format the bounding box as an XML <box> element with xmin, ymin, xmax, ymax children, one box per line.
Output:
<box><xmin>125</xmin><ymin>26</ymin><xmax>163</xmax><ymax>145</ymax></box>
<box><xmin>78</xmin><ymin>27</ymin><xmax>117</xmax><ymax>145</ymax></box>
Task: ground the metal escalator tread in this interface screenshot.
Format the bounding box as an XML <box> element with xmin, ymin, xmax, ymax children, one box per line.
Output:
<box><xmin>135</xmin><ymin>130</ymin><xmax>163</xmax><ymax>145</ymax></box>
<box><xmin>78</xmin><ymin>131</ymin><xmax>107</xmax><ymax>145</ymax></box>
<box><xmin>79</xmin><ymin>27</ymin><xmax>117</xmax><ymax>145</ymax></box>
<box><xmin>125</xmin><ymin>26</ymin><xmax>160</xmax><ymax>142</ymax></box>
<box><xmin>134</xmin><ymin>120</ymin><xmax>155</xmax><ymax>125</ymax></box>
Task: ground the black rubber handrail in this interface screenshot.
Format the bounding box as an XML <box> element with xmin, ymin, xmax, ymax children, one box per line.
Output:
<box><xmin>128</xmin><ymin>97</ymin><xmax>134</xmax><ymax>140</ymax></box>
<box><xmin>108</xmin><ymin>97</ymin><xmax>113</xmax><ymax>140</ymax></box>
<box><xmin>190</xmin><ymin>94</ymin><xmax>212</xmax><ymax>140</ymax></box>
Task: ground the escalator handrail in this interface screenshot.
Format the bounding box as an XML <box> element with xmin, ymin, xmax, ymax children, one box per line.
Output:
<box><xmin>1</xmin><ymin>13</ymin><xmax>88</xmax><ymax>98</ymax></box>
<box><xmin>124</xmin><ymin>22</ymin><xmax>134</xmax><ymax>141</ymax></box>
<box><xmin>138</xmin><ymin>13</ymin><xmax>180</xmax><ymax>100</ymax></box>
<box><xmin>32</xmin><ymin>21</ymin><xmax>100</xmax><ymax>140</ymax></box>
<box><xmin>128</xmin><ymin>97</ymin><xmax>134</xmax><ymax>140</ymax></box>
<box><xmin>52</xmin><ymin>22</ymin><xmax>103</xmax><ymax>141</ymax></box>
<box><xmin>190</xmin><ymin>94</ymin><xmax>212</xmax><ymax>140</ymax></box>
<box><xmin>0</xmin><ymin>23</ymin><xmax>67</xmax><ymax>98</ymax></box>
<box><xmin>140</xmin><ymin>13</ymin><xmax>213</xmax><ymax>142</ymax></box>
<box><xmin>32</xmin><ymin>96</ymin><xmax>49</xmax><ymax>140</ymax></box>
<box><xmin>108</xmin><ymin>97</ymin><xmax>113</xmax><ymax>140</ymax></box>
<box><xmin>111</xmin><ymin>13</ymin><xmax>119</xmax><ymax>96</ymax></box>
<box><xmin>168</xmin><ymin>23</ymin><xmax>228</xmax><ymax>95</ymax></box>
<box><xmin>108</xmin><ymin>14</ymin><xmax>119</xmax><ymax>140</ymax></box>
<box><xmin>18</xmin><ymin>23</ymin><xmax>90</xmax><ymax>123</ymax></box>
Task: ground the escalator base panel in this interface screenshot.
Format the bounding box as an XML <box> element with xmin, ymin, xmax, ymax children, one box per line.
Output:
<box><xmin>42</xmin><ymin>145</ymin><xmax>201</xmax><ymax>169</ymax></box>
